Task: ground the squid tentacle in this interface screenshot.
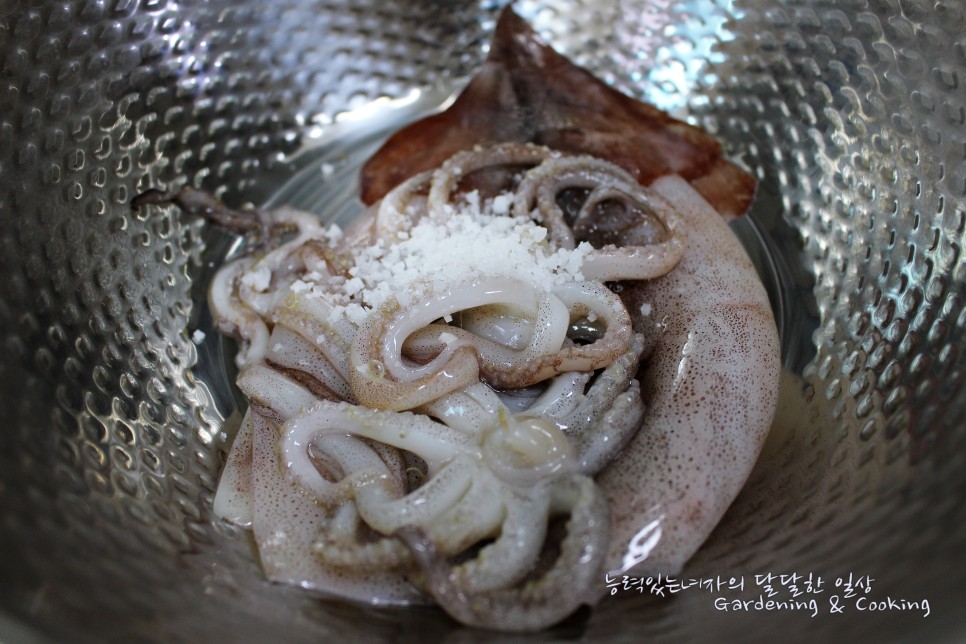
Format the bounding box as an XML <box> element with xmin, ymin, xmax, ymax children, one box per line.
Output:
<box><xmin>550</xmin><ymin>333</ymin><xmax>646</xmax><ymax>474</ymax></box>
<box><xmin>375</xmin><ymin>169</ymin><xmax>434</xmax><ymax>242</ymax></box>
<box><xmin>571</xmin><ymin>381</ymin><xmax>644</xmax><ymax>476</ymax></box>
<box><xmin>576</xmin><ymin>183</ymin><xmax>686</xmax><ymax>282</ymax></box>
<box><xmin>281</xmin><ymin>400</ymin><xmax>474</xmax><ymax>472</ymax></box>
<box><xmin>417</xmin><ymin>382</ymin><xmax>504</xmax><ymax>436</ymax></box>
<box><xmin>349</xmin><ymin>298</ymin><xmax>482</xmax><ymax>411</ymax></box>
<box><xmin>265</xmin><ymin>325</ymin><xmax>353</xmax><ymax>403</ymax></box>
<box><xmin>132</xmin><ymin>187</ymin><xmax>271</xmax><ymax>240</ymax></box>
<box><xmin>208</xmin><ymin>257</ymin><xmax>270</xmax><ymax>368</ymax></box>
<box><xmin>512</xmin><ymin>155</ymin><xmax>638</xmax><ymax>251</ymax></box>
<box><xmin>395</xmin><ymin>474</ymin><xmax>609</xmax><ymax>633</ymax></box>
<box><xmin>426</xmin><ymin>143</ymin><xmax>555</xmax><ymax>220</ymax></box>
<box><xmin>416</xmin><ymin>469</ymin><xmax>508</xmax><ymax>557</ymax></box>
<box><xmin>236</xmin><ymin>207</ymin><xmax>326</xmax><ymax>316</ymax></box>
<box><xmin>446</xmin><ymin>480</ymin><xmax>552</xmax><ymax>593</ymax></box>
<box><xmin>522</xmin><ymin>371</ymin><xmax>592</xmax><ymax>418</ymax></box>
<box><xmin>313</xmin><ymin>504</ymin><xmax>415</xmax><ymax>570</ymax></box>
<box><xmin>274</xmin><ymin>291</ymin><xmax>355</xmax><ymax>383</ymax></box>
<box><xmin>397</xmin><ymin>281</ymin><xmax>631</xmax><ymax>390</ymax></box>
<box><xmin>353</xmin><ymin>456</ymin><xmax>477</xmax><ymax>535</ymax></box>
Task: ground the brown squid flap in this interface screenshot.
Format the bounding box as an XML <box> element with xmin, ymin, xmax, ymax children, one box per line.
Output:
<box><xmin>360</xmin><ymin>7</ymin><xmax>756</xmax><ymax>220</ymax></box>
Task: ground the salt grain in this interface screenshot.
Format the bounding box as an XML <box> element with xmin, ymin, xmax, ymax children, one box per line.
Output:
<box><xmin>438</xmin><ymin>332</ymin><xmax>457</xmax><ymax>345</ymax></box>
<box><xmin>296</xmin><ymin>192</ymin><xmax>594</xmax><ymax>327</ymax></box>
<box><xmin>241</xmin><ymin>266</ymin><xmax>271</xmax><ymax>291</ymax></box>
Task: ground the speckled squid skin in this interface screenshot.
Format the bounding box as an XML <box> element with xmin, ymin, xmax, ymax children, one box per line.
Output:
<box><xmin>598</xmin><ymin>175</ymin><xmax>781</xmax><ymax>576</ymax></box>
<box><xmin>360</xmin><ymin>8</ymin><xmax>756</xmax><ymax>220</ymax></box>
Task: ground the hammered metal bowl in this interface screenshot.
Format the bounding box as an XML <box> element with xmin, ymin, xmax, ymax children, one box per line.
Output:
<box><xmin>1</xmin><ymin>1</ymin><xmax>964</xmax><ymax>642</ymax></box>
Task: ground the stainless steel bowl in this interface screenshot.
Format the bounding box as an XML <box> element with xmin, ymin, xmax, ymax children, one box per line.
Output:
<box><xmin>1</xmin><ymin>1</ymin><xmax>963</xmax><ymax>641</ymax></box>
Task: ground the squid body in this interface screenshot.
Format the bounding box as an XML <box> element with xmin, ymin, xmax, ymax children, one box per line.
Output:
<box><xmin>171</xmin><ymin>5</ymin><xmax>782</xmax><ymax>633</ymax></box>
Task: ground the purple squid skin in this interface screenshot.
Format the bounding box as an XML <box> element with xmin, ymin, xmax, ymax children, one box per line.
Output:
<box><xmin>360</xmin><ymin>7</ymin><xmax>756</xmax><ymax>221</ymax></box>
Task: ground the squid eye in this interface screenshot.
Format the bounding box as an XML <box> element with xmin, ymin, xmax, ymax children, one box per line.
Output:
<box><xmin>568</xmin><ymin>317</ymin><xmax>606</xmax><ymax>344</ymax></box>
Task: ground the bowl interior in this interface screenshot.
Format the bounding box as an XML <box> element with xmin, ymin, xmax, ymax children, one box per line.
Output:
<box><xmin>1</xmin><ymin>0</ymin><xmax>964</xmax><ymax>641</ymax></box>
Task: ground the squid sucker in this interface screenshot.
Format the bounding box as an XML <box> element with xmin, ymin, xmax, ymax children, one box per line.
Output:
<box><xmin>146</xmin><ymin>5</ymin><xmax>781</xmax><ymax>634</ymax></box>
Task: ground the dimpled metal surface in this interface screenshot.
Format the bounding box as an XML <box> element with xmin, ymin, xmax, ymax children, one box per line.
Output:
<box><xmin>0</xmin><ymin>0</ymin><xmax>963</xmax><ymax>642</ymax></box>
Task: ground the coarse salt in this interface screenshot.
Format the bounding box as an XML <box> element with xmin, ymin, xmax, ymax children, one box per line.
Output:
<box><xmin>241</xmin><ymin>265</ymin><xmax>271</xmax><ymax>291</ymax></box>
<box><xmin>438</xmin><ymin>331</ymin><xmax>457</xmax><ymax>345</ymax></box>
<box><xmin>297</xmin><ymin>191</ymin><xmax>594</xmax><ymax>327</ymax></box>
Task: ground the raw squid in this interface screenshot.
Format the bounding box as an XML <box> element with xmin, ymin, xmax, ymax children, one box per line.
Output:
<box><xmin>598</xmin><ymin>175</ymin><xmax>780</xmax><ymax>575</ymax></box>
<box><xmin>194</xmin><ymin>144</ymin><xmax>675</xmax><ymax>631</ymax></box>
<box><xmin>359</xmin><ymin>6</ymin><xmax>780</xmax><ymax>578</ymax></box>
<box><xmin>360</xmin><ymin>7</ymin><xmax>756</xmax><ymax>220</ymax></box>
<box><xmin>139</xmin><ymin>5</ymin><xmax>780</xmax><ymax>634</ymax></box>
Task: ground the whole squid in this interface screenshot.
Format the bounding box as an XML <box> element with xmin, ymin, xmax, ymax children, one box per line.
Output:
<box><xmin>361</xmin><ymin>6</ymin><xmax>779</xmax><ymax>579</ymax></box>
<box><xmin>194</xmin><ymin>4</ymin><xmax>780</xmax><ymax>633</ymax></box>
